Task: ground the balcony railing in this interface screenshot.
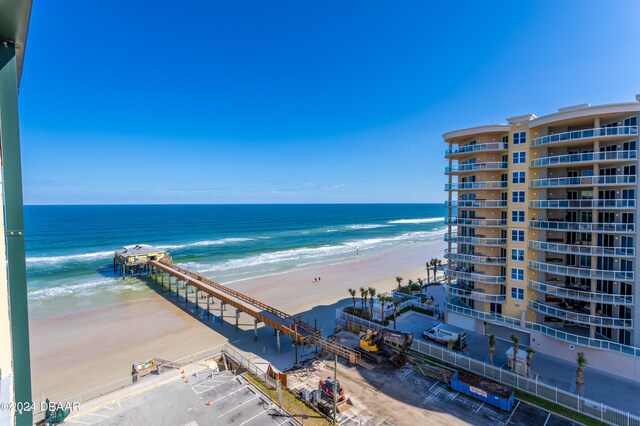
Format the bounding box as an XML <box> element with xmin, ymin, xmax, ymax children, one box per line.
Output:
<box><xmin>530</xmin><ymin>150</ymin><xmax>637</xmax><ymax>168</ymax></box>
<box><xmin>444</xmin><ymin>249</ymin><xmax>506</xmax><ymax>265</ymax></box>
<box><xmin>529</xmin><ymin>260</ymin><xmax>634</xmax><ymax>281</ymax></box>
<box><xmin>445</xmin><ymin>142</ymin><xmax>508</xmax><ymax>156</ymax></box>
<box><xmin>445</xmin><ymin>301</ymin><xmax>640</xmax><ymax>357</ymax></box>
<box><xmin>529</xmin><ymin>220</ymin><xmax>635</xmax><ymax>233</ymax></box>
<box><xmin>529</xmin><ymin>301</ymin><xmax>633</xmax><ymax>329</ymax></box>
<box><xmin>444</xmin><ymin>301</ymin><xmax>521</xmax><ymax>326</ymax></box>
<box><xmin>445</xmin><ymin>181</ymin><xmax>508</xmax><ymax>191</ymax></box>
<box><xmin>530</xmin><ymin>125</ymin><xmax>638</xmax><ymax>147</ymax></box>
<box><xmin>529</xmin><ymin>199</ymin><xmax>636</xmax><ymax>209</ymax></box>
<box><xmin>444</xmin><ymin>284</ymin><xmax>506</xmax><ymax>303</ymax></box>
<box><xmin>445</xmin><ymin>200</ymin><xmax>507</xmax><ymax>208</ymax></box>
<box><xmin>530</xmin><ymin>175</ymin><xmax>637</xmax><ymax>188</ymax></box>
<box><xmin>528</xmin><ymin>280</ymin><xmax>633</xmax><ymax>305</ymax></box>
<box><xmin>528</xmin><ymin>240</ymin><xmax>634</xmax><ymax>257</ymax></box>
<box><xmin>445</xmin><ymin>233</ymin><xmax>506</xmax><ymax>246</ymax></box>
<box><xmin>445</xmin><ymin>217</ymin><xmax>507</xmax><ymax>227</ymax></box>
<box><xmin>444</xmin><ymin>267</ymin><xmax>506</xmax><ymax>284</ymax></box>
<box><xmin>445</xmin><ymin>162</ymin><xmax>508</xmax><ymax>174</ymax></box>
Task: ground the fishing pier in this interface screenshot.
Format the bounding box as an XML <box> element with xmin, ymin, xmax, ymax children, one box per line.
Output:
<box><xmin>113</xmin><ymin>245</ymin><xmax>361</xmax><ymax>365</ymax></box>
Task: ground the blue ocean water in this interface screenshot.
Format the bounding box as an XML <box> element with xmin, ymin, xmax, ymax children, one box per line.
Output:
<box><xmin>25</xmin><ymin>204</ymin><xmax>447</xmax><ymax>303</ymax></box>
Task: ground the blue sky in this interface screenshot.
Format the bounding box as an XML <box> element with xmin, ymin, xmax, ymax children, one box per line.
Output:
<box><xmin>19</xmin><ymin>1</ymin><xmax>640</xmax><ymax>204</ymax></box>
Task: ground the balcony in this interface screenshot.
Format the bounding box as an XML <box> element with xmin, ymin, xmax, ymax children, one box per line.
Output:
<box><xmin>444</xmin><ymin>300</ymin><xmax>521</xmax><ymax>326</ymax></box>
<box><xmin>529</xmin><ymin>220</ymin><xmax>635</xmax><ymax>233</ymax></box>
<box><xmin>530</xmin><ymin>150</ymin><xmax>637</xmax><ymax>168</ymax></box>
<box><xmin>529</xmin><ymin>301</ymin><xmax>633</xmax><ymax>329</ymax></box>
<box><xmin>445</xmin><ymin>233</ymin><xmax>507</xmax><ymax>246</ymax></box>
<box><xmin>528</xmin><ymin>280</ymin><xmax>633</xmax><ymax>305</ymax></box>
<box><xmin>445</xmin><ymin>200</ymin><xmax>507</xmax><ymax>209</ymax></box>
<box><xmin>528</xmin><ymin>240</ymin><xmax>634</xmax><ymax>257</ymax></box>
<box><xmin>445</xmin><ymin>142</ymin><xmax>508</xmax><ymax>157</ymax></box>
<box><xmin>444</xmin><ymin>284</ymin><xmax>506</xmax><ymax>303</ymax></box>
<box><xmin>530</xmin><ymin>175</ymin><xmax>637</xmax><ymax>188</ymax></box>
<box><xmin>444</xmin><ymin>267</ymin><xmax>506</xmax><ymax>284</ymax></box>
<box><xmin>445</xmin><ymin>181</ymin><xmax>508</xmax><ymax>191</ymax></box>
<box><xmin>445</xmin><ymin>301</ymin><xmax>640</xmax><ymax>357</ymax></box>
<box><xmin>528</xmin><ymin>260</ymin><xmax>634</xmax><ymax>281</ymax></box>
<box><xmin>445</xmin><ymin>217</ymin><xmax>507</xmax><ymax>227</ymax></box>
<box><xmin>445</xmin><ymin>162</ymin><xmax>508</xmax><ymax>174</ymax></box>
<box><xmin>444</xmin><ymin>249</ymin><xmax>506</xmax><ymax>265</ymax></box>
<box><xmin>529</xmin><ymin>199</ymin><xmax>636</xmax><ymax>209</ymax></box>
<box><xmin>530</xmin><ymin>125</ymin><xmax>638</xmax><ymax>147</ymax></box>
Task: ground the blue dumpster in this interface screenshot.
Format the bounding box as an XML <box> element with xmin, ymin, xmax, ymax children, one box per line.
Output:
<box><xmin>449</xmin><ymin>371</ymin><xmax>515</xmax><ymax>411</ymax></box>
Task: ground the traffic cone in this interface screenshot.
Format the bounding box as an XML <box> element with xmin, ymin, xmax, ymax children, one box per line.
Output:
<box><xmin>207</xmin><ymin>400</ymin><xmax>211</xmax><ymax>407</ymax></box>
<box><xmin>185</xmin><ymin>378</ymin><xmax>189</xmax><ymax>383</ymax></box>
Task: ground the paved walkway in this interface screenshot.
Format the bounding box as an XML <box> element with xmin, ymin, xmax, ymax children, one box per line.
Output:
<box><xmin>419</xmin><ymin>286</ymin><xmax>640</xmax><ymax>416</ymax></box>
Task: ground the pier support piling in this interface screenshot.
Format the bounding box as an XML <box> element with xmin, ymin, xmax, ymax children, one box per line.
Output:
<box><xmin>195</xmin><ymin>288</ymin><xmax>199</xmax><ymax>314</ymax></box>
<box><xmin>254</xmin><ymin>319</ymin><xmax>259</xmax><ymax>341</ymax></box>
<box><xmin>276</xmin><ymin>330</ymin><xmax>281</xmax><ymax>354</ymax></box>
<box><xmin>206</xmin><ymin>295</ymin><xmax>211</xmax><ymax>318</ymax></box>
<box><xmin>235</xmin><ymin>309</ymin><xmax>240</xmax><ymax>331</ymax></box>
<box><xmin>219</xmin><ymin>302</ymin><xmax>225</xmax><ymax>324</ymax></box>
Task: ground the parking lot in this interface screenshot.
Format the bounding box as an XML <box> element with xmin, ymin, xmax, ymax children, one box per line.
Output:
<box><xmin>66</xmin><ymin>368</ymin><xmax>298</xmax><ymax>426</ymax></box>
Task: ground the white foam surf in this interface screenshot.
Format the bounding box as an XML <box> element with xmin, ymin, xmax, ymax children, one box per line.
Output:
<box><xmin>387</xmin><ymin>217</ymin><xmax>444</xmax><ymax>224</ymax></box>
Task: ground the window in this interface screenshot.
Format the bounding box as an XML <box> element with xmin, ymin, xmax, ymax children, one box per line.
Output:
<box><xmin>512</xmin><ymin>171</ymin><xmax>525</xmax><ymax>184</ymax></box>
<box><xmin>510</xmin><ymin>268</ymin><xmax>524</xmax><ymax>281</ymax></box>
<box><xmin>513</xmin><ymin>131</ymin><xmax>526</xmax><ymax>145</ymax></box>
<box><xmin>511</xmin><ymin>287</ymin><xmax>524</xmax><ymax>300</ymax></box>
<box><xmin>502</xmin><ymin>135</ymin><xmax>509</xmax><ymax>143</ymax></box>
<box><xmin>512</xmin><ymin>191</ymin><xmax>525</xmax><ymax>203</ymax></box>
<box><xmin>511</xmin><ymin>249</ymin><xmax>524</xmax><ymax>261</ymax></box>
<box><xmin>624</xmin><ymin>117</ymin><xmax>637</xmax><ymax>127</ymax></box>
<box><xmin>512</xmin><ymin>210</ymin><xmax>525</xmax><ymax>222</ymax></box>
<box><xmin>511</xmin><ymin>229</ymin><xmax>524</xmax><ymax>242</ymax></box>
<box><xmin>513</xmin><ymin>151</ymin><xmax>526</xmax><ymax>164</ymax></box>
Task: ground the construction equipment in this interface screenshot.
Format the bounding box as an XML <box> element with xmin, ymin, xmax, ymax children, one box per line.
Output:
<box><xmin>357</xmin><ymin>329</ymin><xmax>414</xmax><ymax>367</ymax></box>
<box><xmin>318</xmin><ymin>377</ymin><xmax>345</xmax><ymax>402</ymax></box>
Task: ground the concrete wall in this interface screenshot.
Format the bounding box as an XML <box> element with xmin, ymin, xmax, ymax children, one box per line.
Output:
<box><xmin>530</xmin><ymin>330</ymin><xmax>640</xmax><ymax>381</ymax></box>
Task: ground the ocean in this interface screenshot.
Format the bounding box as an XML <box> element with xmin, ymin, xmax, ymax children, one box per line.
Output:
<box><xmin>25</xmin><ymin>204</ymin><xmax>447</xmax><ymax>315</ymax></box>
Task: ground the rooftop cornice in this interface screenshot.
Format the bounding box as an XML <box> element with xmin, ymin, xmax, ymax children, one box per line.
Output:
<box><xmin>442</xmin><ymin>124</ymin><xmax>510</xmax><ymax>142</ymax></box>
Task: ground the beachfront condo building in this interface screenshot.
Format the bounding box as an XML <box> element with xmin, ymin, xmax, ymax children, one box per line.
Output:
<box><xmin>444</xmin><ymin>96</ymin><xmax>640</xmax><ymax>378</ymax></box>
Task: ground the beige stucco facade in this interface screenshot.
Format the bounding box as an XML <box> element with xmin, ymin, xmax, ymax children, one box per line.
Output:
<box><xmin>444</xmin><ymin>97</ymin><xmax>640</xmax><ymax>379</ymax></box>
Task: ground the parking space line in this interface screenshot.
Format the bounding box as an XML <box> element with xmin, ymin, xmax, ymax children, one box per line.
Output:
<box><xmin>218</xmin><ymin>395</ymin><xmax>260</xmax><ymax>418</ymax></box>
<box><xmin>505</xmin><ymin>400</ymin><xmax>521</xmax><ymax>424</ymax></box>
<box><xmin>67</xmin><ymin>420</ymin><xmax>92</xmax><ymax>425</ymax></box>
<box><xmin>102</xmin><ymin>406</ymin><xmax>114</xmax><ymax>410</ymax></box>
<box><xmin>543</xmin><ymin>412</ymin><xmax>551</xmax><ymax>426</ymax></box>
<box><xmin>428</xmin><ymin>382</ymin><xmax>439</xmax><ymax>391</ymax></box>
<box><xmin>239</xmin><ymin>409</ymin><xmax>267</xmax><ymax>425</ymax></box>
<box><xmin>192</xmin><ymin>377</ymin><xmax>236</xmax><ymax>394</ymax></box>
<box><xmin>211</xmin><ymin>386</ymin><xmax>249</xmax><ymax>403</ymax></box>
<box><xmin>475</xmin><ymin>402</ymin><xmax>484</xmax><ymax>412</ymax></box>
<box><xmin>450</xmin><ymin>392</ymin><xmax>459</xmax><ymax>401</ymax></box>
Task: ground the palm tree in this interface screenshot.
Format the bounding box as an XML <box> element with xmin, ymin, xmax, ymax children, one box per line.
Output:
<box><xmin>392</xmin><ymin>299</ymin><xmax>401</xmax><ymax>330</ymax></box>
<box><xmin>576</xmin><ymin>352</ymin><xmax>588</xmax><ymax>396</ymax></box>
<box><xmin>348</xmin><ymin>288</ymin><xmax>356</xmax><ymax>311</ymax></box>
<box><xmin>525</xmin><ymin>347</ymin><xmax>535</xmax><ymax>378</ymax></box>
<box><xmin>368</xmin><ymin>287</ymin><xmax>376</xmax><ymax>318</ymax></box>
<box><xmin>417</xmin><ymin>277</ymin><xmax>424</xmax><ymax>290</ymax></box>
<box><xmin>359</xmin><ymin>287</ymin><xmax>367</xmax><ymax>313</ymax></box>
<box><xmin>430</xmin><ymin>258</ymin><xmax>442</xmax><ymax>282</ymax></box>
<box><xmin>488</xmin><ymin>334</ymin><xmax>496</xmax><ymax>366</ymax></box>
<box><xmin>377</xmin><ymin>294</ymin><xmax>386</xmax><ymax>322</ymax></box>
<box><xmin>425</xmin><ymin>262</ymin><xmax>431</xmax><ymax>283</ymax></box>
<box><xmin>510</xmin><ymin>334</ymin><xmax>520</xmax><ymax>373</ymax></box>
<box><xmin>395</xmin><ymin>276</ymin><xmax>403</xmax><ymax>290</ymax></box>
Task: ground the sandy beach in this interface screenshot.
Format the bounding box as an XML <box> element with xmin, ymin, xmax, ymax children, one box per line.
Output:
<box><xmin>29</xmin><ymin>239</ymin><xmax>446</xmax><ymax>401</ymax></box>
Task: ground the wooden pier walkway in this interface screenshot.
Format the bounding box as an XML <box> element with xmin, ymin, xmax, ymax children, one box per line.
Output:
<box><xmin>149</xmin><ymin>260</ymin><xmax>361</xmax><ymax>364</ymax></box>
